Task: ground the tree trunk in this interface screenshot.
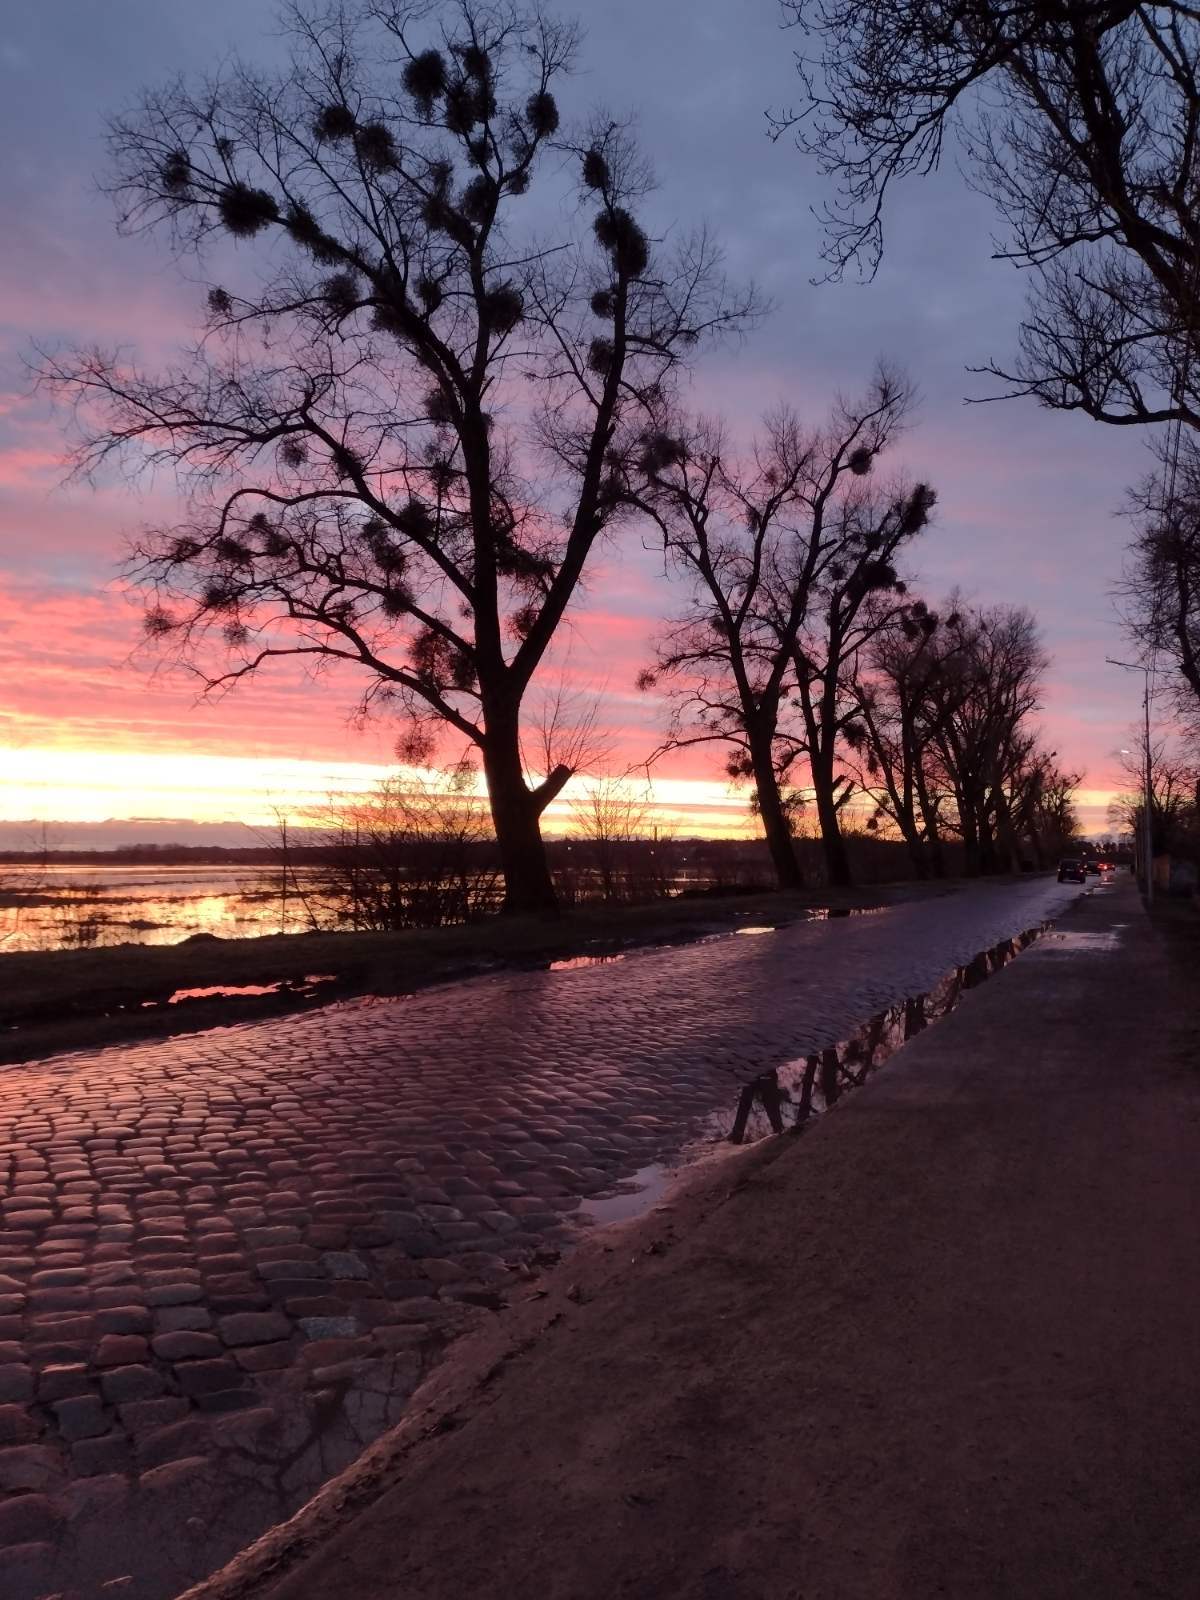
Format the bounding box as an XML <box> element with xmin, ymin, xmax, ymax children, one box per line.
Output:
<box><xmin>914</xmin><ymin>771</ymin><xmax>945</xmax><ymax>877</ymax></box>
<box><xmin>926</xmin><ymin>830</ymin><xmax>947</xmax><ymax>878</ymax></box>
<box><xmin>976</xmin><ymin>795</ymin><xmax>1001</xmax><ymax>875</ymax></box>
<box><xmin>897</xmin><ymin>811</ymin><xmax>929</xmax><ymax>878</ymax></box>
<box><xmin>809</xmin><ymin>742</ymin><xmax>852</xmax><ymax>886</ymax></box>
<box><xmin>748</xmin><ymin>730</ymin><xmax>804</xmax><ymax>890</ymax></box>
<box><xmin>481</xmin><ymin>701</ymin><xmax>558</xmax><ymax>915</ymax></box>
<box><xmin>958</xmin><ymin>791</ymin><xmax>982</xmax><ymax>877</ymax></box>
<box><xmin>814</xmin><ymin>780</ymin><xmax>853</xmax><ymax>886</ymax></box>
<box><xmin>991</xmin><ymin>787</ymin><xmax>1022</xmax><ymax>873</ymax></box>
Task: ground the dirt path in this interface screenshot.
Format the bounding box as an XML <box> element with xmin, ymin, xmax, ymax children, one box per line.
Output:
<box><xmin>182</xmin><ymin>876</ymin><xmax>1200</xmax><ymax>1600</ymax></box>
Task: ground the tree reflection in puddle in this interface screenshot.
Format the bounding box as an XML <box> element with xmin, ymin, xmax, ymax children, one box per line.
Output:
<box><xmin>723</xmin><ymin>922</ymin><xmax>1048</xmax><ymax>1143</ymax></box>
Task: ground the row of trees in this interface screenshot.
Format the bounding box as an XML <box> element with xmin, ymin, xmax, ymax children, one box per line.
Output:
<box><xmin>43</xmin><ymin>1</ymin><xmax>1076</xmax><ymax>916</ymax></box>
<box><xmin>637</xmin><ymin>373</ymin><xmax>1077</xmax><ymax>886</ymax></box>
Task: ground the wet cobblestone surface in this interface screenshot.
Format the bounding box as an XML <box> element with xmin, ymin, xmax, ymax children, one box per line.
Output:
<box><xmin>0</xmin><ymin>876</ymin><xmax>1084</xmax><ymax>1598</ymax></box>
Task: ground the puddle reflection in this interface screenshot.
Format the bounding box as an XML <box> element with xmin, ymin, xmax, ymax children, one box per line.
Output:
<box><xmin>1040</xmin><ymin>930</ymin><xmax>1122</xmax><ymax>954</ymax></box>
<box><xmin>722</xmin><ymin>922</ymin><xmax>1047</xmax><ymax>1143</ymax></box>
<box><xmin>578</xmin><ymin>1162</ymin><xmax>671</xmax><ymax>1226</ymax></box>
<box><xmin>547</xmin><ymin>953</ymin><xmax>628</xmax><ymax>972</ymax></box>
<box><xmin>159</xmin><ymin>974</ymin><xmax>339</xmax><ymax>1007</ymax></box>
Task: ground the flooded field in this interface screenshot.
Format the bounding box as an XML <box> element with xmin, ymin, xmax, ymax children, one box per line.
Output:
<box><xmin>0</xmin><ymin>862</ymin><xmax>308</xmax><ymax>951</ymax></box>
<box><xmin>0</xmin><ymin>857</ymin><xmax>769</xmax><ymax>954</ymax></box>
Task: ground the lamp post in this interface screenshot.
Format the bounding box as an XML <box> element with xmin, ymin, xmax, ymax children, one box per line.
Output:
<box><xmin>1107</xmin><ymin>659</ymin><xmax>1155</xmax><ymax>906</ymax></box>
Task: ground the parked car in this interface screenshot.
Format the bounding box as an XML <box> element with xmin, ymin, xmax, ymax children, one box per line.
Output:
<box><xmin>1058</xmin><ymin>859</ymin><xmax>1087</xmax><ymax>883</ymax></box>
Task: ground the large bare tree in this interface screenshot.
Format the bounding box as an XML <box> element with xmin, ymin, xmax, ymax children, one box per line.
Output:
<box><xmin>41</xmin><ymin>0</ymin><xmax>752</xmax><ymax>913</ymax></box>
<box><xmin>774</xmin><ymin>1</ymin><xmax>1200</xmax><ymax>429</ymax></box>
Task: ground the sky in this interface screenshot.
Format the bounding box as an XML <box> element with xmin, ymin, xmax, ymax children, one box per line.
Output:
<box><xmin>0</xmin><ymin>0</ymin><xmax>1155</xmax><ymax>847</ymax></box>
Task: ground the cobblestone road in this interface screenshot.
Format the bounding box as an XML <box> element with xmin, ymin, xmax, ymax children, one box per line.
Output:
<box><xmin>0</xmin><ymin>876</ymin><xmax>1085</xmax><ymax>1599</ymax></box>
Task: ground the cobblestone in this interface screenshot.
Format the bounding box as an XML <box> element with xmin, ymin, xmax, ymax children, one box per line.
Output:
<box><xmin>216</xmin><ymin>1311</ymin><xmax>291</xmax><ymax>1346</ymax></box>
<box><xmin>50</xmin><ymin>1396</ymin><xmax>109</xmax><ymax>1441</ymax></box>
<box><xmin>98</xmin><ymin>1364</ymin><xmax>165</xmax><ymax>1403</ymax></box>
<box><xmin>0</xmin><ymin>877</ymin><xmax>1084</xmax><ymax>1591</ymax></box>
<box><xmin>0</xmin><ymin>1491</ymin><xmax>60</xmax><ymax>1545</ymax></box>
<box><xmin>70</xmin><ymin>1434</ymin><xmax>132</xmax><ymax>1478</ymax></box>
<box><xmin>0</xmin><ymin>1444</ymin><xmax>61</xmax><ymax>1491</ymax></box>
<box><xmin>0</xmin><ymin>1364</ymin><xmax>33</xmax><ymax>1402</ymax></box>
<box><xmin>0</xmin><ymin>1404</ymin><xmax>39</xmax><ymax>1445</ymax></box>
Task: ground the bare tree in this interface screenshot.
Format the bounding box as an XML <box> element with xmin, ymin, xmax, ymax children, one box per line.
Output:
<box><xmin>1003</xmin><ymin>746</ymin><xmax>1082</xmax><ymax>866</ymax></box>
<box><xmin>39</xmin><ymin>0</ymin><xmax>754</xmax><ymax>914</ymax></box>
<box><xmin>635</xmin><ymin>368</ymin><xmax>914</xmax><ymax>890</ymax></box>
<box><xmin>307</xmin><ymin>762</ymin><xmax>498</xmax><ymax>929</ymax></box>
<box><xmin>855</xmin><ymin>597</ymin><xmax>1076</xmax><ymax>874</ymax></box>
<box><xmin>774</xmin><ymin>1</ymin><xmax>1200</xmax><ymax>429</ymax></box>
<box><xmin>1028</xmin><ymin>762</ymin><xmax>1083</xmax><ymax>860</ymax></box>
<box><xmin>566</xmin><ymin>774</ymin><xmax>652</xmax><ymax>902</ymax></box>
<box><xmin>851</xmin><ymin>598</ymin><xmax>964</xmax><ymax>877</ymax></box>
<box><xmin>1123</xmin><ymin>443</ymin><xmax>1200</xmax><ymax>734</ymax></box>
<box><xmin>1109</xmin><ymin>739</ymin><xmax>1199</xmax><ymax>854</ymax></box>
<box><xmin>925</xmin><ymin>604</ymin><xmax>1050</xmax><ymax>875</ymax></box>
<box><xmin>785</xmin><ymin>478</ymin><xmax>936</xmax><ymax>885</ymax></box>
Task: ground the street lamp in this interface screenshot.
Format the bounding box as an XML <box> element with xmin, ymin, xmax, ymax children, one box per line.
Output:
<box><xmin>1107</xmin><ymin>659</ymin><xmax>1155</xmax><ymax>906</ymax></box>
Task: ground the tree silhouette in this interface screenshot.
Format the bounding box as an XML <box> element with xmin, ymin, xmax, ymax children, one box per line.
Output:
<box><xmin>567</xmin><ymin>776</ymin><xmax>653</xmax><ymax>903</ymax></box>
<box><xmin>41</xmin><ymin>1</ymin><xmax>753</xmax><ymax>913</ymax></box>
<box><xmin>850</xmin><ymin>599</ymin><xmax>963</xmax><ymax>878</ymax></box>
<box><xmin>786</xmin><ymin>476</ymin><xmax>936</xmax><ymax>885</ymax></box>
<box><xmin>634</xmin><ymin>369</ymin><xmax>915</xmax><ymax>889</ymax></box>
<box><xmin>1124</xmin><ymin>444</ymin><xmax>1200</xmax><ymax>737</ymax></box>
<box><xmin>774</xmin><ymin>1</ymin><xmax>1200</xmax><ymax>429</ymax></box>
<box><xmin>1110</xmin><ymin>741</ymin><xmax>1199</xmax><ymax>854</ymax></box>
<box><xmin>924</xmin><ymin>604</ymin><xmax>1051</xmax><ymax>875</ymax></box>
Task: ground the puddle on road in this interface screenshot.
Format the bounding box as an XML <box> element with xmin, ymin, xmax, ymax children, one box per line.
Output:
<box><xmin>168</xmin><ymin>982</ymin><xmax>282</xmax><ymax>1003</ymax></box>
<box><xmin>1038</xmin><ymin>930</ymin><xmax>1123</xmax><ymax>954</ymax></box>
<box><xmin>548</xmin><ymin>953</ymin><xmax>628</xmax><ymax>972</ymax></box>
<box><xmin>547</xmin><ymin>909</ymin><xmax>881</xmax><ymax>970</ymax></box>
<box><xmin>719</xmin><ymin>922</ymin><xmax>1049</xmax><ymax>1144</ymax></box>
<box><xmin>157</xmin><ymin>975</ymin><xmax>339</xmax><ymax>1006</ymax></box>
<box><xmin>578</xmin><ymin>1162</ymin><xmax>671</xmax><ymax>1226</ymax></box>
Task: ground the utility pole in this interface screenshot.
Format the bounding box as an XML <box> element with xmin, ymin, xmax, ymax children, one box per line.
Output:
<box><xmin>1107</xmin><ymin>659</ymin><xmax>1155</xmax><ymax>906</ymax></box>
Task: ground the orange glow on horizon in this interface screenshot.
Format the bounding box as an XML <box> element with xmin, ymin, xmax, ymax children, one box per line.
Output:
<box><xmin>0</xmin><ymin>744</ymin><xmax>1122</xmax><ymax>842</ymax></box>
